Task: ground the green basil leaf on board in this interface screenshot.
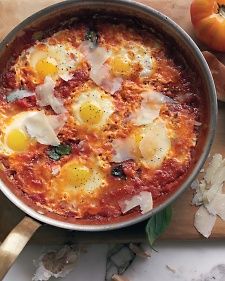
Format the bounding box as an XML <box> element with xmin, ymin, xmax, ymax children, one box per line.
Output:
<box><xmin>47</xmin><ymin>144</ymin><xmax>72</xmax><ymax>161</ymax></box>
<box><xmin>145</xmin><ymin>205</ymin><xmax>172</xmax><ymax>248</ymax></box>
<box><xmin>85</xmin><ymin>29</ymin><xmax>99</xmax><ymax>47</ymax></box>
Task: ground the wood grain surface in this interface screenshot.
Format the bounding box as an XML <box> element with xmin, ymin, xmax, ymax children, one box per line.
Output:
<box><xmin>0</xmin><ymin>0</ymin><xmax>225</xmax><ymax>244</ymax></box>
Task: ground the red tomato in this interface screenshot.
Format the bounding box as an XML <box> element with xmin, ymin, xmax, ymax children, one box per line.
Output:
<box><xmin>15</xmin><ymin>96</ymin><xmax>36</xmax><ymax>108</ymax></box>
<box><xmin>190</xmin><ymin>0</ymin><xmax>225</xmax><ymax>52</ymax></box>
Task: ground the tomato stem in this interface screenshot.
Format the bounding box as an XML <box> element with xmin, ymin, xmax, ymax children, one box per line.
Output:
<box><xmin>218</xmin><ymin>4</ymin><xmax>225</xmax><ymax>18</ymax></box>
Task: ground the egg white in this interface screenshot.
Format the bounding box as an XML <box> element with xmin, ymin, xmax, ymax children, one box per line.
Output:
<box><xmin>15</xmin><ymin>42</ymin><xmax>83</xmax><ymax>83</ymax></box>
<box><xmin>51</xmin><ymin>159</ymin><xmax>106</xmax><ymax>197</ymax></box>
<box><xmin>109</xmin><ymin>43</ymin><xmax>154</xmax><ymax>78</ymax></box>
<box><xmin>112</xmin><ymin>118</ymin><xmax>171</xmax><ymax>168</ymax></box>
<box><xmin>0</xmin><ymin>110</ymin><xmax>64</xmax><ymax>155</ymax></box>
<box><xmin>132</xmin><ymin>45</ymin><xmax>154</xmax><ymax>77</ymax></box>
<box><xmin>0</xmin><ymin>111</ymin><xmax>37</xmax><ymax>155</ymax></box>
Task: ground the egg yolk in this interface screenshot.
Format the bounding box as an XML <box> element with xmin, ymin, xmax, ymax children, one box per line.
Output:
<box><xmin>134</xmin><ymin>132</ymin><xmax>144</xmax><ymax>157</ymax></box>
<box><xmin>111</xmin><ymin>55</ymin><xmax>132</xmax><ymax>77</ymax></box>
<box><xmin>35</xmin><ymin>58</ymin><xmax>58</xmax><ymax>78</ymax></box>
<box><xmin>134</xmin><ymin>132</ymin><xmax>143</xmax><ymax>145</ymax></box>
<box><xmin>79</xmin><ymin>102</ymin><xmax>103</xmax><ymax>125</ymax></box>
<box><xmin>63</xmin><ymin>162</ymin><xmax>92</xmax><ymax>188</ymax></box>
<box><xmin>6</xmin><ymin>128</ymin><xmax>30</xmax><ymax>152</ymax></box>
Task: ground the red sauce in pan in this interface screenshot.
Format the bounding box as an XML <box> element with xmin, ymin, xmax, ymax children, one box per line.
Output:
<box><xmin>0</xmin><ymin>15</ymin><xmax>206</xmax><ymax>224</ymax></box>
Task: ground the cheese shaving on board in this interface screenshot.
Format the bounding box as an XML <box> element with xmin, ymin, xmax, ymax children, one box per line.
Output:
<box><xmin>206</xmin><ymin>193</ymin><xmax>225</xmax><ymax>220</ymax></box>
<box><xmin>194</xmin><ymin>205</ymin><xmax>217</xmax><ymax>238</ymax></box>
<box><xmin>192</xmin><ymin>154</ymin><xmax>225</xmax><ymax>237</ymax></box>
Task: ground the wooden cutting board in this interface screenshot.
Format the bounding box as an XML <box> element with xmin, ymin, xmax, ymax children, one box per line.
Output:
<box><xmin>0</xmin><ymin>0</ymin><xmax>225</xmax><ymax>244</ymax></box>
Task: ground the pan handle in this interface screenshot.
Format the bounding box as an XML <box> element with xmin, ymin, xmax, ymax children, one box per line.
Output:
<box><xmin>0</xmin><ymin>216</ymin><xmax>41</xmax><ymax>280</ymax></box>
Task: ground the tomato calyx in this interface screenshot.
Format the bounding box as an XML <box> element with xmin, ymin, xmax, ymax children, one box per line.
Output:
<box><xmin>218</xmin><ymin>4</ymin><xmax>225</xmax><ymax>18</ymax></box>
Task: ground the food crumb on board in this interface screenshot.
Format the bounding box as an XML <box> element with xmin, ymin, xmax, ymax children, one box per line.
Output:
<box><xmin>111</xmin><ymin>274</ymin><xmax>130</xmax><ymax>281</ymax></box>
<box><xmin>128</xmin><ymin>243</ymin><xmax>151</xmax><ymax>258</ymax></box>
<box><xmin>105</xmin><ymin>243</ymin><xmax>149</xmax><ymax>281</ymax></box>
<box><xmin>192</xmin><ymin>264</ymin><xmax>225</xmax><ymax>281</ymax></box>
<box><xmin>166</xmin><ymin>264</ymin><xmax>176</xmax><ymax>273</ymax></box>
<box><xmin>32</xmin><ymin>244</ymin><xmax>80</xmax><ymax>281</ymax></box>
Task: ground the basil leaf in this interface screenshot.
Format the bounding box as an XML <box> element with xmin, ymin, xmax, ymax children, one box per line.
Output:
<box><xmin>47</xmin><ymin>149</ymin><xmax>61</xmax><ymax>161</ymax></box>
<box><xmin>85</xmin><ymin>29</ymin><xmax>98</xmax><ymax>47</ymax></box>
<box><xmin>47</xmin><ymin>144</ymin><xmax>72</xmax><ymax>161</ymax></box>
<box><xmin>55</xmin><ymin>144</ymin><xmax>72</xmax><ymax>156</ymax></box>
<box><xmin>145</xmin><ymin>205</ymin><xmax>172</xmax><ymax>248</ymax></box>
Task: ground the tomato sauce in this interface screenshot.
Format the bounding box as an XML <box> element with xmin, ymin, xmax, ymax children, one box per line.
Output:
<box><xmin>0</xmin><ymin>15</ymin><xmax>207</xmax><ymax>224</ymax></box>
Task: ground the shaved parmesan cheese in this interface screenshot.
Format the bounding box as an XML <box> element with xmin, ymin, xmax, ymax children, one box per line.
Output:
<box><xmin>192</xmin><ymin>180</ymin><xmax>207</xmax><ymax>206</ymax></box>
<box><xmin>111</xmin><ymin>137</ymin><xmax>135</xmax><ymax>163</ymax></box>
<box><xmin>129</xmin><ymin>91</ymin><xmax>173</xmax><ymax>126</ymax></box>
<box><xmin>59</xmin><ymin>73</ymin><xmax>73</xmax><ymax>82</ymax></box>
<box><xmin>204</xmin><ymin>154</ymin><xmax>224</xmax><ymax>184</ymax></box>
<box><xmin>194</xmin><ymin>121</ymin><xmax>202</xmax><ymax>126</ymax></box>
<box><xmin>36</xmin><ymin>76</ymin><xmax>66</xmax><ymax>114</ymax></box>
<box><xmin>90</xmin><ymin>63</ymin><xmax>109</xmax><ymax>86</ymax></box>
<box><xmin>80</xmin><ymin>41</ymin><xmax>111</xmax><ymax>67</ymax></box>
<box><xmin>90</xmin><ymin>64</ymin><xmax>123</xmax><ymax>95</ymax></box>
<box><xmin>194</xmin><ymin>206</ymin><xmax>216</xmax><ymax>238</ymax></box>
<box><xmin>191</xmin><ymin>179</ymin><xmax>199</xmax><ymax>190</ymax></box>
<box><xmin>6</xmin><ymin>89</ymin><xmax>35</xmax><ymax>102</ymax></box>
<box><xmin>203</xmin><ymin>183</ymin><xmax>223</xmax><ymax>204</ymax></box>
<box><xmin>131</xmin><ymin>106</ymin><xmax>159</xmax><ymax>126</ymax></box>
<box><xmin>192</xmin><ymin>154</ymin><xmax>225</xmax><ymax>206</ymax></box>
<box><xmin>193</xmin><ymin>154</ymin><xmax>225</xmax><ymax>238</ymax></box>
<box><xmin>119</xmin><ymin>191</ymin><xmax>153</xmax><ymax>214</ymax></box>
<box><xmin>206</xmin><ymin>194</ymin><xmax>225</xmax><ymax>220</ymax></box>
<box><xmin>25</xmin><ymin>111</ymin><xmax>60</xmax><ymax>146</ymax></box>
<box><xmin>143</xmin><ymin>91</ymin><xmax>173</xmax><ymax>104</ymax></box>
<box><xmin>103</xmin><ymin>76</ymin><xmax>122</xmax><ymax>94</ymax></box>
<box><xmin>79</xmin><ymin>41</ymin><xmax>122</xmax><ymax>94</ymax></box>
<box><xmin>47</xmin><ymin>114</ymin><xmax>66</xmax><ymax>134</ymax></box>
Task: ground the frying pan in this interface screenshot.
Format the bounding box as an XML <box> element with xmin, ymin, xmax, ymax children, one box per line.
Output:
<box><xmin>0</xmin><ymin>0</ymin><xmax>217</xmax><ymax>279</ymax></box>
